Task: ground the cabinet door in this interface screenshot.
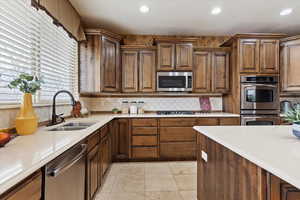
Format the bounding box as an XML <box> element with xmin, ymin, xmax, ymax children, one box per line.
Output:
<box><xmin>101</xmin><ymin>36</ymin><xmax>120</xmax><ymax>92</ymax></box>
<box><xmin>101</xmin><ymin>136</ymin><xmax>109</xmax><ymax>176</ymax></box>
<box><xmin>260</xmin><ymin>39</ymin><xmax>279</xmax><ymax>73</ymax></box>
<box><xmin>281</xmin><ymin>40</ymin><xmax>300</xmax><ymax>93</ymax></box>
<box><xmin>1</xmin><ymin>171</ymin><xmax>42</xmax><ymax>200</ymax></box>
<box><xmin>193</xmin><ymin>51</ymin><xmax>211</xmax><ymax>93</ymax></box>
<box><xmin>211</xmin><ymin>52</ymin><xmax>229</xmax><ymax>93</ymax></box>
<box><xmin>87</xmin><ymin>146</ymin><xmax>99</xmax><ymax>200</ymax></box>
<box><xmin>139</xmin><ymin>50</ymin><xmax>156</xmax><ymax>92</ymax></box>
<box><xmin>115</xmin><ymin>119</ymin><xmax>130</xmax><ymax>160</ymax></box>
<box><xmin>79</xmin><ymin>35</ymin><xmax>101</xmax><ymax>93</ymax></box>
<box><xmin>122</xmin><ymin>51</ymin><xmax>138</xmax><ymax>92</ymax></box>
<box><xmin>239</xmin><ymin>39</ymin><xmax>260</xmax><ymax>73</ymax></box>
<box><xmin>176</xmin><ymin>43</ymin><xmax>193</xmax><ymax>70</ymax></box>
<box><xmin>157</xmin><ymin>43</ymin><xmax>175</xmax><ymax>71</ymax></box>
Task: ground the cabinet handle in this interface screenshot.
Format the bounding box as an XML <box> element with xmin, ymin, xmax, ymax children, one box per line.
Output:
<box><xmin>201</xmin><ymin>150</ymin><xmax>208</xmax><ymax>162</ymax></box>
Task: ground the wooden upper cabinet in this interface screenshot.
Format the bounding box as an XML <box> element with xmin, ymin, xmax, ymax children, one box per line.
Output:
<box><xmin>211</xmin><ymin>52</ymin><xmax>229</xmax><ymax>93</ymax></box>
<box><xmin>260</xmin><ymin>39</ymin><xmax>279</xmax><ymax>73</ymax></box>
<box><xmin>239</xmin><ymin>39</ymin><xmax>260</xmax><ymax>73</ymax></box>
<box><xmin>101</xmin><ymin>36</ymin><xmax>121</xmax><ymax>92</ymax></box>
<box><xmin>80</xmin><ymin>29</ymin><xmax>122</xmax><ymax>94</ymax></box>
<box><xmin>176</xmin><ymin>43</ymin><xmax>193</xmax><ymax>70</ymax></box>
<box><xmin>122</xmin><ymin>51</ymin><xmax>138</xmax><ymax>92</ymax></box>
<box><xmin>193</xmin><ymin>51</ymin><xmax>211</xmax><ymax>93</ymax></box>
<box><xmin>79</xmin><ymin>35</ymin><xmax>101</xmax><ymax>93</ymax></box>
<box><xmin>139</xmin><ymin>50</ymin><xmax>156</xmax><ymax>92</ymax></box>
<box><xmin>281</xmin><ymin>38</ymin><xmax>300</xmax><ymax>93</ymax></box>
<box><xmin>157</xmin><ymin>43</ymin><xmax>175</xmax><ymax>71</ymax></box>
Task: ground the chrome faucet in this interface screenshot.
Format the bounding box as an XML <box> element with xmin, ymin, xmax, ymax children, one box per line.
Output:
<box><xmin>48</xmin><ymin>90</ymin><xmax>76</xmax><ymax>126</ymax></box>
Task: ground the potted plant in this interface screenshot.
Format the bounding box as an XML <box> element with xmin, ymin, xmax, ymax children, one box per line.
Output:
<box><xmin>8</xmin><ymin>73</ymin><xmax>43</xmax><ymax>135</ymax></box>
<box><xmin>284</xmin><ymin>108</ymin><xmax>300</xmax><ymax>138</ymax></box>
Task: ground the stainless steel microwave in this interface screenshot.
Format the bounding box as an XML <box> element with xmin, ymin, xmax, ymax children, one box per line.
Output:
<box><xmin>157</xmin><ymin>72</ymin><xmax>192</xmax><ymax>92</ymax></box>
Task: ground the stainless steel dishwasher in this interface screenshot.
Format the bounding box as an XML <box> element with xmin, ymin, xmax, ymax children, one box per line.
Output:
<box><xmin>45</xmin><ymin>143</ymin><xmax>87</xmax><ymax>200</ymax></box>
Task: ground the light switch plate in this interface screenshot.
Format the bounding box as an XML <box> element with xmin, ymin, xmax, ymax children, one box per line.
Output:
<box><xmin>201</xmin><ymin>150</ymin><xmax>208</xmax><ymax>162</ymax></box>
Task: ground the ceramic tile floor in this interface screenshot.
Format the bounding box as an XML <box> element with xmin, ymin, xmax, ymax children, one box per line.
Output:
<box><xmin>95</xmin><ymin>161</ymin><xmax>197</xmax><ymax>200</ymax></box>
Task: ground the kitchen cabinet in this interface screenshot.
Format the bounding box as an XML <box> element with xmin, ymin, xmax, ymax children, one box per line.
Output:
<box><xmin>193</xmin><ymin>49</ymin><xmax>229</xmax><ymax>93</ymax></box>
<box><xmin>130</xmin><ymin>118</ymin><xmax>159</xmax><ymax>159</ymax></box>
<box><xmin>87</xmin><ymin>145</ymin><xmax>100</xmax><ymax>200</ymax></box>
<box><xmin>157</xmin><ymin>40</ymin><xmax>193</xmax><ymax>71</ymax></box>
<box><xmin>121</xmin><ymin>48</ymin><xmax>156</xmax><ymax>93</ymax></box>
<box><xmin>238</xmin><ymin>39</ymin><xmax>279</xmax><ymax>74</ymax></box>
<box><xmin>268</xmin><ymin>174</ymin><xmax>300</xmax><ymax>200</ymax></box>
<box><xmin>100</xmin><ymin>125</ymin><xmax>112</xmax><ymax>176</ymax></box>
<box><xmin>79</xmin><ymin>29</ymin><xmax>122</xmax><ymax>94</ymax></box>
<box><xmin>114</xmin><ymin>119</ymin><xmax>130</xmax><ymax>161</ymax></box>
<box><xmin>197</xmin><ymin>133</ymin><xmax>266</xmax><ymax>200</ymax></box>
<box><xmin>219</xmin><ymin>117</ymin><xmax>240</xmax><ymax>125</ymax></box>
<box><xmin>0</xmin><ymin>170</ymin><xmax>42</xmax><ymax>200</ymax></box>
<box><xmin>280</xmin><ymin>36</ymin><xmax>300</xmax><ymax>93</ymax></box>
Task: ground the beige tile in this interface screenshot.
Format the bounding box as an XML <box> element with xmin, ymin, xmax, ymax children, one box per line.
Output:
<box><xmin>169</xmin><ymin>162</ymin><xmax>197</xmax><ymax>175</ymax></box>
<box><xmin>145</xmin><ymin>162</ymin><xmax>172</xmax><ymax>175</ymax></box>
<box><xmin>113</xmin><ymin>173</ymin><xmax>145</xmax><ymax>193</ymax></box>
<box><xmin>145</xmin><ymin>191</ymin><xmax>183</xmax><ymax>200</ymax></box>
<box><xmin>174</xmin><ymin>175</ymin><xmax>197</xmax><ymax>191</ymax></box>
<box><xmin>110</xmin><ymin>191</ymin><xmax>145</xmax><ymax>200</ymax></box>
<box><xmin>95</xmin><ymin>192</ymin><xmax>110</xmax><ymax>200</ymax></box>
<box><xmin>100</xmin><ymin>175</ymin><xmax>117</xmax><ymax>193</ymax></box>
<box><xmin>179</xmin><ymin>191</ymin><xmax>197</xmax><ymax>200</ymax></box>
<box><xmin>145</xmin><ymin>175</ymin><xmax>178</xmax><ymax>191</ymax></box>
<box><xmin>110</xmin><ymin>163</ymin><xmax>145</xmax><ymax>176</ymax></box>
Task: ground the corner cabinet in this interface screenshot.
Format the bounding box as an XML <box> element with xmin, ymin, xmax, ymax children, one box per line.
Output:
<box><xmin>193</xmin><ymin>49</ymin><xmax>229</xmax><ymax>94</ymax></box>
<box><xmin>79</xmin><ymin>29</ymin><xmax>122</xmax><ymax>94</ymax></box>
<box><xmin>280</xmin><ymin>37</ymin><xmax>300</xmax><ymax>94</ymax></box>
<box><xmin>121</xmin><ymin>47</ymin><xmax>156</xmax><ymax>93</ymax></box>
<box><xmin>157</xmin><ymin>40</ymin><xmax>194</xmax><ymax>71</ymax></box>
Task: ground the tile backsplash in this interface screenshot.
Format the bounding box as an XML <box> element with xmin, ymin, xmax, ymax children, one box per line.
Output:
<box><xmin>81</xmin><ymin>97</ymin><xmax>223</xmax><ymax>112</ymax></box>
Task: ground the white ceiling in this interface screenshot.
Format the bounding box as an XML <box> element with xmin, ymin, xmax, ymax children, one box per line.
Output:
<box><xmin>69</xmin><ymin>0</ymin><xmax>300</xmax><ymax>36</ymax></box>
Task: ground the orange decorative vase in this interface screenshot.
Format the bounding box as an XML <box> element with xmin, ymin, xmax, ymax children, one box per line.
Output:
<box><xmin>15</xmin><ymin>93</ymin><xmax>38</xmax><ymax>135</ymax></box>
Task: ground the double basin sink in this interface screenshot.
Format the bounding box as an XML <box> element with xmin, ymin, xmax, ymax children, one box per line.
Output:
<box><xmin>48</xmin><ymin>122</ymin><xmax>96</xmax><ymax>131</ymax></box>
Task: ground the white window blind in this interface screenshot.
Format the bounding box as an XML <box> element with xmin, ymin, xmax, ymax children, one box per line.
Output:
<box><xmin>0</xmin><ymin>0</ymin><xmax>78</xmax><ymax>104</ymax></box>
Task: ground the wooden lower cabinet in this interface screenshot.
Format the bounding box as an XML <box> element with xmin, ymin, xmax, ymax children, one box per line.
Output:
<box><xmin>100</xmin><ymin>136</ymin><xmax>109</xmax><ymax>176</ymax></box>
<box><xmin>0</xmin><ymin>171</ymin><xmax>42</xmax><ymax>200</ymax></box>
<box><xmin>132</xmin><ymin>147</ymin><xmax>158</xmax><ymax>159</ymax></box>
<box><xmin>197</xmin><ymin>133</ymin><xmax>266</xmax><ymax>200</ymax></box>
<box><xmin>160</xmin><ymin>142</ymin><xmax>196</xmax><ymax>160</ymax></box>
<box><xmin>114</xmin><ymin>119</ymin><xmax>130</xmax><ymax>161</ymax></box>
<box><xmin>87</xmin><ymin>145</ymin><xmax>100</xmax><ymax>200</ymax></box>
<box><xmin>219</xmin><ymin>117</ymin><xmax>241</xmax><ymax>125</ymax></box>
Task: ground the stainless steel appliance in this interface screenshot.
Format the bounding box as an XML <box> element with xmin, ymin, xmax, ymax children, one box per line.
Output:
<box><xmin>45</xmin><ymin>143</ymin><xmax>86</xmax><ymax>200</ymax></box>
<box><xmin>241</xmin><ymin>115</ymin><xmax>280</xmax><ymax>125</ymax></box>
<box><xmin>157</xmin><ymin>72</ymin><xmax>192</xmax><ymax>92</ymax></box>
<box><xmin>241</xmin><ymin>75</ymin><xmax>279</xmax><ymax>114</ymax></box>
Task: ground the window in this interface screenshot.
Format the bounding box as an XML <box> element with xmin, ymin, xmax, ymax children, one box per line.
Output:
<box><xmin>0</xmin><ymin>0</ymin><xmax>78</xmax><ymax>104</ymax></box>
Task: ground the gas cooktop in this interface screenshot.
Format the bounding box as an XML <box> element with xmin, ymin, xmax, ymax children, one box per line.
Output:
<box><xmin>156</xmin><ymin>111</ymin><xmax>195</xmax><ymax>115</ymax></box>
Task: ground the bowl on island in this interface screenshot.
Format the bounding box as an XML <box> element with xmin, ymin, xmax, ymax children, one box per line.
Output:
<box><xmin>292</xmin><ymin>123</ymin><xmax>300</xmax><ymax>139</ymax></box>
<box><xmin>0</xmin><ymin>133</ymin><xmax>11</xmax><ymax>147</ymax></box>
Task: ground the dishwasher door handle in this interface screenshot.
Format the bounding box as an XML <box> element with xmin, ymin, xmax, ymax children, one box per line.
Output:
<box><xmin>47</xmin><ymin>144</ymin><xmax>87</xmax><ymax>177</ymax></box>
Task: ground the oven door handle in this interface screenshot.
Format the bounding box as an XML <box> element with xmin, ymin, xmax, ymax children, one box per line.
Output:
<box><xmin>47</xmin><ymin>144</ymin><xmax>87</xmax><ymax>177</ymax></box>
<box><xmin>243</xmin><ymin>84</ymin><xmax>277</xmax><ymax>88</ymax></box>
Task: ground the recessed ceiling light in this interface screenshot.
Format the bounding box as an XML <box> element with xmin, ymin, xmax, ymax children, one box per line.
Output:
<box><xmin>280</xmin><ymin>8</ymin><xmax>293</xmax><ymax>16</ymax></box>
<box><xmin>139</xmin><ymin>5</ymin><xmax>150</xmax><ymax>13</ymax></box>
<box><xmin>211</xmin><ymin>7</ymin><xmax>222</xmax><ymax>15</ymax></box>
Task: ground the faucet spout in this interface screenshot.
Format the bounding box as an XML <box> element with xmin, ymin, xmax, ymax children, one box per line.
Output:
<box><xmin>48</xmin><ymin>90</ymin><xmax>76</xmax><ymax>126</ymax></box>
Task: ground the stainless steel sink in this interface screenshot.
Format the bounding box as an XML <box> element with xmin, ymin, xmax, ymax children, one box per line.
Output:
<box><xmin>48</xmin><ymin>122</ymin><xmax>96</xmax><ymax>132</ymax></box>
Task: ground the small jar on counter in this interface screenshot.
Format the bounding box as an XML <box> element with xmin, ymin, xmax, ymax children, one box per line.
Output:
<box><xmin>121</xmin><ymin>100</ymin><xmax>129</xmax><ymax>114</ymax></box>
<box><xmin>137</xmin><ymin>101</ymin><xmax>145</xmax><ymax>114</ymax></box>
<box><xmin>130</xmin><ymin>101</ymin><xmax>138</xmax><ymax>114</ymax></box>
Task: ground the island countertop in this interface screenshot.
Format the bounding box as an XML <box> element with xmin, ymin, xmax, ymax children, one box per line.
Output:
<box><xmin>193</xmin><ymin>125</ymin><xmax>300</xmax><ymax>189</ymax></box>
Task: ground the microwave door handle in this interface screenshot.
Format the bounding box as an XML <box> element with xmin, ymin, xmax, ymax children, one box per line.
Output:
<box><xmin>185</xmin><ymin>76</ymin><xmax>188</xmax><ymax>89</ymax></box>
<box><xmin>243</xmin><ymin>84</ymin><xmax>277</xmax><ymax>88</ymax></box>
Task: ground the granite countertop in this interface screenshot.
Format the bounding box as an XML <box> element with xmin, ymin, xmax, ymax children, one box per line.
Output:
<box><xmin>193</xmin><ymin>125</ymin><xmax>299</xmax><ymax>189</ymax></box>
<box><xmin>0</xmin><ymin>112</ymin><xmax>239</xmax><ymax>195</ymax></box>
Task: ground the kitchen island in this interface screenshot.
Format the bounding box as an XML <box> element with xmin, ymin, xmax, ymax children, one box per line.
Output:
<box><xmin>194</xmin><ymin>125</ymin><xmax>300</xmax><ymax>200</ymax></box>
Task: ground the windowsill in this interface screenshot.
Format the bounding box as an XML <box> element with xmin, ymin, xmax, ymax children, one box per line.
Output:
<box><xmin>0</xmin><ymin>103</ymin><xmax>73</xmax><ymax>110</ymax></box>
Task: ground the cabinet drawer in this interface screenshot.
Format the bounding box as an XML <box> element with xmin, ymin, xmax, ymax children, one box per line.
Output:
<box><xmin>132</xmin><ymin>118</ymin><xmax>157</xmax><ymax>127</ymax></box>
<box><xmin>132</xmin><ymin>127</ymin><xmax>157</xmax><ymax>135</ymax></box>
<box><xmin>159</xmin><ymin>118</ymin><xmax>197</xmax><ymax>127</ymax></box>
<box><xmin>197</xmin><ymin>118</ymin><xmax>219</xmax><ymax>126</ymax></box>
<box><xmin>87</xmin><ymin>131</ymin><xmax>100</xmax><ymax>152</ymax></box>
<box><xmin>219</xmin><ymin>117</ymin><xmax>240</xmax><ymax>125</ymax></box>
<box><xmin>160</xmin><ymin>142</ymin><xmax>196</xmax><ymax>159</ymax></box>
<box><xmin>132</xmin><ymin>147</ymin><xmax>158</xmax><ymax>159</ymax></box>
<box><xmin>132</xmin><ymin>135</ymin><xmax>158</xmax><ymax>146</ymax></box>
<box><xmin>160</xmin><ymin>127</ymin><xmax>196</xmax><ymax>142</ymax></box>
